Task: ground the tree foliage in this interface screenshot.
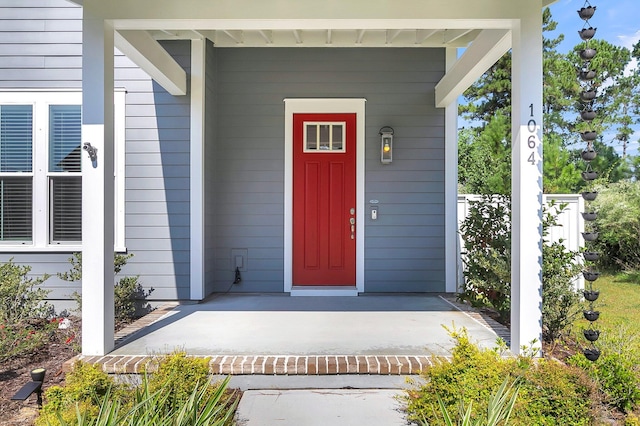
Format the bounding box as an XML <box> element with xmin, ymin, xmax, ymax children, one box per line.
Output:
<box><xmin>458</xmin><ymin>8</ymin><xmax>640</xmax><ymax>195</ymax></box>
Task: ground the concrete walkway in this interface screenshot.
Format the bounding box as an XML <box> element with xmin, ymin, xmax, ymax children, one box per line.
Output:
<box><xmin>235</xmin><ymin>389</ymin><xmax>408</xmax><ymax>426</ymax></box>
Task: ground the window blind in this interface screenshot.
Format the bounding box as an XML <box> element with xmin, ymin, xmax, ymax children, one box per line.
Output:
<box><xmin>0</xmin><ymin>105</ymin><xmax>33</xmax><ymax>241</ymax></box>
<box><xmin>50</xmin><ymin>177</ymin><xmax>81</xmax><ymax>242</ymax></box>
<box><xmin>0</xmin><ymin>178</ymin><xmax>32</xmax><ymax>241</ymax></box>
<box><xmin>49</xmin><ymin>105</ymin><xmax>81</xmax><ymax>172</ymax></box>
<box><xmin>0</xmin><ymin>105</ymin><xmax>32</xmax><ymax>173</ymax></box>
<box><xmin>49</xmin><ymin>105</ymin><xmax>81</xmax><ymax>243</ymax></box>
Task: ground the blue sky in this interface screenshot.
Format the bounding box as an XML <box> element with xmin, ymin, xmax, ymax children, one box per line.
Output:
<box><xmin>548</xmin><ymin>0</ymin><xmax>639</xmax><ymax>156</ymax></box>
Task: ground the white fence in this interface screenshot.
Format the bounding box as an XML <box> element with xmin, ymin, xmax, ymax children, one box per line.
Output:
<box><xmin>457</xmin><ymin>194</ymin><xmax>585</xmax><ymax>289</ymax></box>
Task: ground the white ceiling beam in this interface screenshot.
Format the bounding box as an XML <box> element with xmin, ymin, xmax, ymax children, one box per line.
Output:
<box><xmin>153</xmin><ymin>29</ymin><xmax>203</xmax><ymax>39</ymax></box>
<box><xmin>326</xmin><ymin>29</ymin><xmax>332</xmax><ymax>44</ymax></box>
<box><xmin>115</xmin><ymin>30</ymin><xmax>187</xmax><ymax>96</ymax></box>
<box><xmin>293</xmin><ymin>29</ymin><xmax>302</xmax><ymax>44</ymax></box>
<box><xmin>435</xmin><ymin>29</ymin><xmax>510</xmax><ymax>107</ymax></box>
<box><xmin>194</xmin><ymin>30</ymin><xmax>217</xmax><ymax>41</ymax></box>
<box><xmin>222</xmin><ymin>30</ymin><xmax>243</xmax><ymax>43</ymax></box>
<box><xmin>258</xmin><ymin>30</ymin><xmax>273</xmax><ymax>44</ymax></box>
<box><xmin>386</xmin><ymin>29</ymin><xmax>402</xmax><ymax>44</ymax></box>
<box><xmin>442</xmin><ymin>28</ymin><xmax>473</xmax><ymax>44</ymax></box>
<box><xmin>356</xmin><ymin>29</ymin><xmax>366</xmax><ymax>44</ymax></box>
<box><xmin>416</xmin><ymin>29</ymin><xmax>438</xmax><ymax>44</ymax></box>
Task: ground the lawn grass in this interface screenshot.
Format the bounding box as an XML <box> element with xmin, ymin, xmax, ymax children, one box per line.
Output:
<box><xmin>575</xmin><ymin>272</ymin><xmax>640</xmax><ymax>347</ymax></box>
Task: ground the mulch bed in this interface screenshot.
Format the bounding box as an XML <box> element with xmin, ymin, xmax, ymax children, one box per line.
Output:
<box><xmin>0</xmin><ymin>317</ymin><xmax>80</xmax><ymax>426</ymax></box>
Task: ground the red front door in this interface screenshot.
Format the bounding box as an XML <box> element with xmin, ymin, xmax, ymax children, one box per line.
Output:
<box><xmin>293</xmin><ymin>113</ymin><xmax>356</xmax><ymax>285</ymax></box>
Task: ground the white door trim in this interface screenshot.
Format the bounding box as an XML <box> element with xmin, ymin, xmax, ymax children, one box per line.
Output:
<box><xmin>283</xmin><ymin>98</ymin><xmax>366</xmax><ymax>295</ymax></box>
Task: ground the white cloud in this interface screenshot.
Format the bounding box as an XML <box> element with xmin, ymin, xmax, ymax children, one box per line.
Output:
<box><xmin>617</xmin><ymin>29</ymin><xmax>640</xmax><ymax>50</ymax></box>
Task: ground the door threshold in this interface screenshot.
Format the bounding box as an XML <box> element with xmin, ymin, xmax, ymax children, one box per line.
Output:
<box><xmin>290</xmin><ymin>286</ymin><xmax>358</xmax><ymax>297</ymax></box>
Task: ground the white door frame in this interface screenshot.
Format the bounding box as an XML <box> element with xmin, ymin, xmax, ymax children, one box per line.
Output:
<box><xmin>283</xmin><ymin>98</ymin><xmax>366</xmax><ymax>296</ymax></box>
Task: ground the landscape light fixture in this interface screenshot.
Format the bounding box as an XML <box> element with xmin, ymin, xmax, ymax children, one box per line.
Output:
<box><xmin>12</xmin><ymin>368</ymin><xmax>46</xmax><ymax>407</ymax></box>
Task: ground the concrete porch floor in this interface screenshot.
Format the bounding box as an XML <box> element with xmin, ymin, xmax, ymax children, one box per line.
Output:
<box><xmin>73</xmin><ymin>293</ymin><xmax>510</xmax><ymax>376</ymax></box>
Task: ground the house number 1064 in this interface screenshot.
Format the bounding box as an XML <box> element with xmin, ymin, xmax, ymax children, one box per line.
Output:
<box><xmin>526</xmin><ymin>103</ymin><xmax>537</xmax><ymax>165</ymax></box>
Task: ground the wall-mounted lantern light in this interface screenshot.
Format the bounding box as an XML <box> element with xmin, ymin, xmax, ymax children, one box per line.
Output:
<box><xmin>379</xmin><ymin>126</ymin><xmax>394</xmax><ymax>164</ymax></box>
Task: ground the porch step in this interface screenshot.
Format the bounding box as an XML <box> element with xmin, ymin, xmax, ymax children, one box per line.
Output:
<box><xmin>64</xmin><ymin>354</ymin><xmax>437</xmax><ymax>375</ymax></box>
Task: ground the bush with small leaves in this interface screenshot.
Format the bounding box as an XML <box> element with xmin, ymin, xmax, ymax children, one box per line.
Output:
<box><xmin>37</xmin><ymin>353</ymin><xmax>238</xmax><ymax>426</ymax></box>
<box><xmin>405</xmin><ymin>327</ymin><xmax>596</xmax><ymax>425</ymax></box>
<box><xmin>0</xmin><ymin>259</ymin><xmax>54</xmax><ymax>362</ymax></box>
<box><xmin>568</xmin><ymin>324</ymin><xmax>640</xmax><ymax>413</ymax></box>
<box><xmin>36</xmin><ymin>360</ymin><xmax>124</xmax><ymax>426</ymax></box>
<box><xmin>58</xmin><ymin>252</ymin><xmax>153</xmax><ymax>323</ymax></box>
<box><xmin>146</xmin><ymin>351</ymin><xmax>213</xmax><ymax>413</ymax></box>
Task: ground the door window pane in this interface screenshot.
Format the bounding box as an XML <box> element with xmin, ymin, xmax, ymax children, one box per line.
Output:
<box><xmin>304</xmin><ymin>122</ymin><xmax>345</xmax><ymax>153</ymax></box>
<box><xmin>306</xmin><ymin>124</ymin><xmax>317</xmax><ymax>150</ymax></box>
<box><xmin>319</xmin><ymin>124</ymin><xmax>330</xmax><ymax>150</ymax></box>
<box><xmin>332</xmin><ymin>125</ymin><xmax>343</xmax><ymax>150</ymax></box>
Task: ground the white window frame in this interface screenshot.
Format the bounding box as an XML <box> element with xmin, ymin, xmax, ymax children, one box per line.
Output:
<box><xmin>0</xmin><ymin>90</ymin><xmax>126</xmax><ymax>252</ymax></box>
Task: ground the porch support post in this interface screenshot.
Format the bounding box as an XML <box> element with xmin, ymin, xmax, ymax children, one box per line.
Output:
<box><xmin>81</xmin><ymin>10</ymin><xmax>115</xmax><ymax>355</ymax></box>
<box><xmin>444</xmin><ymin>47</ymin><xmax>459</xmax><ymax>293</ymax></box>
<box><xmin>510</xmin><ymin>5</ymin><xmax>543</xmax><ymax>355</ymax></box>
<box><xmin>190</xmin><ymin>38</ymin><xmax>206</xmax><ymax>300</ymax></box>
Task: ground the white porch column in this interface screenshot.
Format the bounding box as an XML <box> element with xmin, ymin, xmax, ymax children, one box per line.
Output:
<box><xmin>510</xmin><ymin>5</ymin><xmax>544</xmax><ymax>355</ymax></box>
<box><xmin>190</xmin><ymin>38</ymin><xmax>206</xmax><ymax>300</ymax></box>
<box><xmin>81</xmin><ymin>11</ymin><xmax>115</xmax><ymax>355</ymax></box>
<box><xmin>444</xmin><ymin>47</ymin><xmax>459</xmax><ymax>293</ymax></box>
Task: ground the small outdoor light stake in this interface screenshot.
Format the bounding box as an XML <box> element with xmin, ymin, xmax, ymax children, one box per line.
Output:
<box><xmin>12</xmin><ymin>368</ymin><xmax>46</xmax><ymax>407</ymax></box>
<box><xmin>379</xmin><ymin>126</ymin><xmax>394</xmax><ymax>164</ymax></box>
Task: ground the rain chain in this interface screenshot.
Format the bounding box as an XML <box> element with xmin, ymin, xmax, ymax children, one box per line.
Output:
<box><xmin>577</xmin><ymin>1</ymin><xmax>601</xmax><ymax>362</ymax></box>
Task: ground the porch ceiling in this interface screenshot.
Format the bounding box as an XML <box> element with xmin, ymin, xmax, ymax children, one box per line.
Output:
<box><xmin>149</xmin><ymin>28</ymin><xmax>483</xmax><ymax>48</ymax></box>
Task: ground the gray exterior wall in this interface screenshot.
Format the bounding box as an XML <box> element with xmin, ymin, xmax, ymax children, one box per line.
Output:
<box><xmin>210</xmin><ymin>48</ymin><xmax>446</xmax><ymax>293</ymax></box>
<box><xmin>1</xmin><ymin>0</ymin><xmax>447</xmax><ymax>306</ymax></box>
<box><xmin>0</xmin><ymin>1</ymin><xmax>192</xmax><ymax>307</ymax></box>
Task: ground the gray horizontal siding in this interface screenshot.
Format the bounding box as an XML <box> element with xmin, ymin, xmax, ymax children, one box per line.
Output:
<box><xmin>211</xmin><ymin>47</ymin><xmax>445</xmax><ymax>293</ymax></box>
<box><xmin>0</xmin><ymin>1</ymin><xmax>82</xmax><ymax>88</ymax></box>
<box><xmin>119</xmin><ymin>40</ymin><xmax>192</xmax><ymax>301</ymax></box>
<box><xmin>0</xmin><ymin>0</ymin><xmax>193</xmax><ymax>306</ymax></box>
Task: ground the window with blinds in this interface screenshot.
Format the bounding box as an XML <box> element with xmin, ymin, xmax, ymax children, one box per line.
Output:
<box><xmin>0</xmin><ymin>105</ymin><xmax>33</xmax><ymax>242</ymax></box>
<box><xmin>49</xmin><ymin>105</ymin><xmax>81</xmax><ymax>243</ymax></box>
<box><xmin>0</xmin><ymin>91</ymin><xmax>125</xmax><ymax>251</ymax></box>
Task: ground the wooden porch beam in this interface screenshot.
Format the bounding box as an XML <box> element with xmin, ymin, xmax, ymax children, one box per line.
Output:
<box><xmin>114</xmin><ymin>30</ymin><xmax>187</xmax><ymax>96</ymax></box>
<box><xmin>435</xmin><ymin>29</ymin><xmax>510</xmax><ymax>107</ymax></box>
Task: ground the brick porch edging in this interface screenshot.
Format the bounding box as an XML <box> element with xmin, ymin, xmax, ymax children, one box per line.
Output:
<box><xmin>65</xmin><ymin>354</ymin><xmax>437</xmax><ymax>375</ymax></box>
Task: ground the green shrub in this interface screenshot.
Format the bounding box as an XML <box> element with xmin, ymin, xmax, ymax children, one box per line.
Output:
<box><xmin>0</xmin><ymin>259</ymin><xmax>54</xmax><ymax>362</ymax></box>
<box><xmin>591</xmin><ymin>180</ymin><xmax>640</xmax><ymax>271</ymax></box>
<box><xmin>0</xmin><ymin>258</ymin><xmax>51</xmax><ymax>323</ymax></box>
<box><xmin>405</xmin><ymin>327</ymin><xmax>596</xmax><ymax>425</ymax></box>
<box><xmin>37</xmin><ymin>361</ymin><xmax>123</xmax><ymax>426</ymax></box>
<box><xmin>459</xmin><ymin>196</ymin><xmax>582</xmax><ymax>335</ymax></box>
<box><xmin>428</xmin><ymin>377</ymin><xmax>520</xmax><ymax>426</ymax></box>
<box><xmin>58</xmin><ymin>252</ymin><xmax>153</xmax><ymax>322</ymax></box>
<box><xmin>459</xmin><ymin>195</ymin><xmax>512</xmax><ymax>321</ymax></box>
<box><xmin>516</xmin><ymin>359</ymin><xmax>595</xmax><ymax>425</ymax></box>
<box><xmin>568</xmin><ymin>324</ymin><xmax>640</xmax><ymax>413</ymax></box>
<box><xmin>542</xmin><ymin>201</ymin><xmax>582</xmax><ymax>341</ymax></box>
<box><xmin>38</xmin><ymin>353</ymin><xmax>237</xmax><ymax>426</ymax></box>
<box><xmin>146</xmin><ymin>351</ymin><xmax>212</xmax><ymax>413</ymax></box>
